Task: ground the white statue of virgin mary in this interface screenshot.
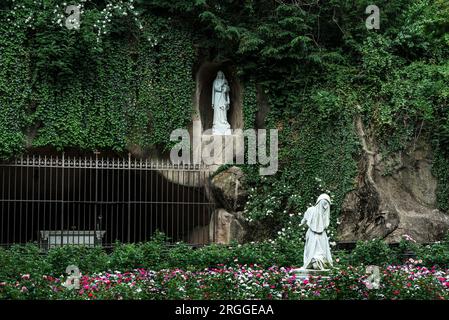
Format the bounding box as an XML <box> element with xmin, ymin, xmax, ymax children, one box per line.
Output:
<box><xmin>212</xmin><ymin>71</ymin><xmax>231</xmax><ymax>135</ymax></box>
<box><xmin>301</xmin><ymin>193</ymin><xmax>333</xmax><ymax>270</ymax></box>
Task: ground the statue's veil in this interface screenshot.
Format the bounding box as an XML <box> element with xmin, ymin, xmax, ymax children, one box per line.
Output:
<box><xmin>216</xmin><ymin>71</ymin><xmax>224</xmax><ymax>80</ymax></box>
<box><xmin>303</xmin><ymin>196</ymin><xmax>330</xmax><ymax>233</ymax></box>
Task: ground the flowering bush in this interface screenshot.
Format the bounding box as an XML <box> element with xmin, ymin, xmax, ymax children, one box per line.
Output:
<box><xmin>1</xmin><ymin>261</ymin><xmax>449</xmax><ymax>300</ymax></box>
<box><xmin>2</xmin><ymin>236</ymin><xmax>449</xmax><ymax>300</ymax></box>
<box><xmin>350</xmin><ymin>238</ymin><xmax>397</xmax><ymax>266</ymax></box>
<box><xmin>416</xmin><ymin>234</ymin><xmax>449</xmax><ymax>267</ymax></box>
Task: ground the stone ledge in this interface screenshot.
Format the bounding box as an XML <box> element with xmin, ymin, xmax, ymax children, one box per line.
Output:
<box><xmin>289</xmin><ymin>268</ymin><xmax>331</xmax><ymax>279</ymax></box>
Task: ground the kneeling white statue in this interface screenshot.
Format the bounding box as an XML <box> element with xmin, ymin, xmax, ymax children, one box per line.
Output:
<box><xmin>300</xmin><ymin>193</ymin><xmax>333</xmax><ymax>270</ymax></box>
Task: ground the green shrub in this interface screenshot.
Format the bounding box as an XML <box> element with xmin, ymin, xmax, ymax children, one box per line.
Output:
<box><xmin>46</xmin><ymin>245</ymin><xmax>109</xmax><ymax>276</ymax></box>
<box><xmin>140</xmin><ymin>232</ymin><xmax>169</xmax><ymax>270</ymax></box>
<box><xmin>166</xmin><ymin>242</ymin><xmax>195</xmax><ymax>268</ymax></box>
<box><xmin>189</xmin><ymin>244</ymin><xmax>234</xmax><ymax>269</ymax></box>
<box><xmin>109</xmin><ymin>243</ymin><xmax>144</xmax><ymax>271</ymax></box>
<box><xmin>273</xmin><ymin>238</ymin><xmax>304</xmax><ymax>267</ymax></box>
<box><xmin>414</xmin><ymin>233</ymin><xmax>449</xmax><ymax>267</ymax></box>
<box><xmin>232</xmin><ymin>242</ymin><xmax>279</xmax><ymax>267</ymax></box>
<box><xmin>349</xmin><ymin>239</ymin><xmax>396</xmax><ymax>266</ymax></box>
<box><xmin>331</xmin><ymin>249</ymin><xmax>351</xmax><ymax>266</ymax></box>
<box><xmin>6</xmin><ymin>234</ymin><xmax>449</xmax><ymax>283</ymax></box>
<box><xmin>417</xmin><ymin>243</ymin><xmax>449</xmax><ymax>267</ymax></box>
<box><xmin>395</xmin><ymin>238</ymin><xmax>421</xmax><ymax>262</ymax></box>
<box><xmin>0</xmin><ymin>244</ymin><xmax>51</xmax><ymax>279</ymax></box>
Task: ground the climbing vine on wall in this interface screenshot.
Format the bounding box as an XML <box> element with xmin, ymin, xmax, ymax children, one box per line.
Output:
<box><xmin>243</xmin><ymin>75</ymin><xmax>360</xmax><ymax>241</ymax></box>
<box><xmin>135</xmin><ymin>17</ymin><xmax>195</xmax><ymax>151</ymax></box>
<box><xmin>0</xmin><ymin>7</ymin><xmax>30</xmax><ymax>158</ymax></box>
<box><xmin>0</xmin><ymin>1</ymin><xmax>196</xmax><ymax>157</ymax></box>
<box><xmin>241</xmin><ymin>79</ymin><xmax>257</xmax><ymax>131</ymax></box>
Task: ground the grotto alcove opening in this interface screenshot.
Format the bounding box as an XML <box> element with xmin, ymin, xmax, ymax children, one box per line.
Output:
<box><xmin>0</xmin><ymin>149</ymin><xmax>215</xmax><ymax>247</ymax></box>
<box><xmin>195</xmin><ymin>61</ymin><xmax>244</xmax><ymax>133</ymax></box>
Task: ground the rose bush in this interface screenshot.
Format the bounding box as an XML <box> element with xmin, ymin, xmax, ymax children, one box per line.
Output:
<box><xmin>1</xmin><ymin>261</ymin><xmax>449</xmax><ymax>300</ymax></box>
<box><xmin>2</xmin><ymin>235</ymin><xmax>449</xmax><ymax>300</ymax></box>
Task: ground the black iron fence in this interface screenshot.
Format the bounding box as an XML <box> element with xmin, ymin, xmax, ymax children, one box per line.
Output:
<box><xmin>0</xmin><ymin>154</ymin><xmax>216</xmax><ymax>248</ymax></box>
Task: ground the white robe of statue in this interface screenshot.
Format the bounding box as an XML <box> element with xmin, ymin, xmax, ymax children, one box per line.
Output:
<box><xmin>212</xmin><ymin>71</ymin><xmax>231</xmax><ymax>135</ymax></box>
<box><xmin>301</xmin><ymin>193</ymin><xmax>333</xmax><ymax>270</ymax></box>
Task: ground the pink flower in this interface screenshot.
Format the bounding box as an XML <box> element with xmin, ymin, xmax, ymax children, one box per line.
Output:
<box><xmin>21</xmin><ymin>274</ymin><xmax>30</xmax><ymax>280</ymax></box>
<box><xmin>21</xmin><ymin>286</ymin><xmax>28</xmax><ymax>293</ymax></box>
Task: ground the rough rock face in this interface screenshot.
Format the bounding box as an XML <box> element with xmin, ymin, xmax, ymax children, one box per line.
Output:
<box><xmin>338</xmin><ymin>115</ymin><xmax>449</xmax><ymax>242</ymax></box>
<box><xmin>210</xmin><ymin>166</ymin><xmax>248</xmax><ymax>212</ymax></box>
<box><xmin>209</xmin><ymin>209</ymin><xmax>246</xmax><ymax>244</ymax></box>
<box><xmin>188</xmin><ymin>225</ymin><xmax>210</xmax><ymax>245</ymax></box>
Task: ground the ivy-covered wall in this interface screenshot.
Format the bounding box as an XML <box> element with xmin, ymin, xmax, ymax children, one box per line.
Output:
<box><xmin>0</xmin><ymin>1</ymin><xmax>197</xmax><ymax>157</ymax></box>
<box><xmin>0</xmin><ymin>9</ymin><xmax>30</xmax><ymax>157</ymax></box>
<box><xmin>235</xmin><ymin>0</ymin><xmax>449</xmax><ymax>242</ymax></box>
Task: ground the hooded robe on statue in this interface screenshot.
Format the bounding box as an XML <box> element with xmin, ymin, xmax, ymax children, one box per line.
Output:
<box><xmin>301</xmin><ymin>193</ymin><xmax>333</xmax><ymax>270</ymax></box>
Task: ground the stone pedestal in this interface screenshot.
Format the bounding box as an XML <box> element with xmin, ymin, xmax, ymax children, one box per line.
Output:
<box><xmin>199</xmin><ymin>133</ymin><xmax>244</xmax><ymax>166</ymax></box>
<box><xmin>212</xmin><ymin>128</ymin><xmax>232</xmax><ymax>135</ymax></box>
<box><xmin>290</xmin><ymin>268</ymin><xmax>330</xmax><ymax>279</ymax></box>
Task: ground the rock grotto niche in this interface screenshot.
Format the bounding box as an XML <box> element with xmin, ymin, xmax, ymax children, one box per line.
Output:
<box><xmin>195</xmin><ymin>61</ymin><xmax>243</xmax><ymax>133</ymax></box>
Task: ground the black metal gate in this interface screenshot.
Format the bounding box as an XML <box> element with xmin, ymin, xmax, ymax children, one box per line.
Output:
<box><xmin>0</xmin><ymin>154</ymin><xmax>215</xmax><ymax>248</ymax></box>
